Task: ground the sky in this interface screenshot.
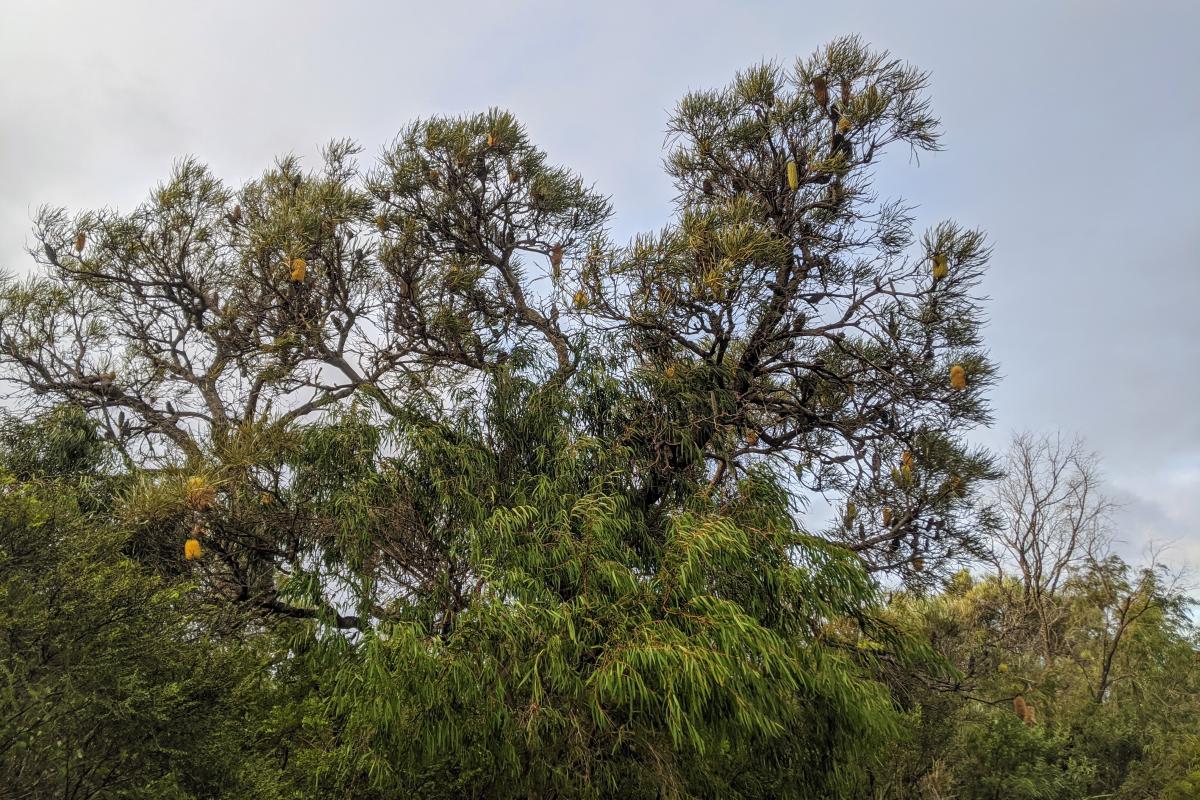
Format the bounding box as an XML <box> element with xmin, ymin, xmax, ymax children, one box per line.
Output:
<box><xmin>1</xmin><ymin>0</ymin><xmax>1197</xmax><ymax>569</ymax></box>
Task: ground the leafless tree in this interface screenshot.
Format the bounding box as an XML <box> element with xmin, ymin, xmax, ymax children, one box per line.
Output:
<box><xmin>989</xmin><ymin>431</ymin><xmax>1116</xmax><ymax>660</ymax></box>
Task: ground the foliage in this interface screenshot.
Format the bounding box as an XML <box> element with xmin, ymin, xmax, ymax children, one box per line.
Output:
<box><xmin>0</xmin><ymin>35</ymin><xmax>1194</xmax><ymax>800</ymax></box>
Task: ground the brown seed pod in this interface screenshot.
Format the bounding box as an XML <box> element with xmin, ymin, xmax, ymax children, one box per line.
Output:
<box><xmin>745</xmin><ymin>430</ymin><xmax>759</xmax><ymax>446</ymax></box>
<box><xmin>550</xmin><ymin>244</ymin><xmax>564</xmax><ymax>269</ymax></box>
<box><xmin>882</xmin><ymin>506</ymin><xmax>892</xmax><ymax>526</ymax></box>
<box><xmin>74</xmin><ymin>231</ymin><xmax>86</xmax><ymax>252</ymax></box>
<box><xmin>811</xmin><ymin>75</ymin><xmax>829</xmax><ymax>108</ymax></box>
<box><xmin>1013</xmin><ymin>696</ymin><xmax>1028</xmax><ymax>720</ymax></box>
<box><xmin>702</xmin><ymin>177</ymin><xmax>713</xmax><ymax>195</ymax></box>
<box><xmin>185</xmin><ymin>476</ymin><xmax>217</xmax><ymax>511</ymax></box>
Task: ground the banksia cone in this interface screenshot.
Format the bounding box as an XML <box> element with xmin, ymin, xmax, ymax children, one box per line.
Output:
<box><xmin>1013</xmin><ymin>695</ymin><xmax>1028</xmax><ymax>720</ymax></box>
<box><xmin>811</xmin><ymin>75</ymin><xmax>829</xmax><ymax>107</ymax></box>
<box><xmin>901</xmin><ymin>451</ymin><xmax>914</xmax><ymax>470</ymax></box>
<box><xmin>912</xmin><ymin>556</ymin><xmax>925</xmax><ymax>572</ymax></box>
<box><xmin>745</xmin><ymin>430</ymin><xmax>759</xmax><ymax>446</ymax></box>
<box><xmin>882</xmin><ymin>506</ymin><xmax>893</xmax><ymax>526</ymax></box>
<box><xmin>573</xmin><ymin>289</ymin><xmax>589</xmax><ymax>309</ymax></box>
<box><xmin>375</xmin><ymin>215</ymin><xmax>388</xmax><ymax>231</ymax></box>
<box><xmin>787</xmin><ymin>160</ymin><xmax>800</xmax><ymax>190</ymax></box>
<box><xmin>838</xmin><ymin>116</ymin><xmax>851</xmax><ymax>134</ymax></box>
<box><xmin>550</xmin><ymin>244</ymin><xmax>564</xmax><ymax>270</ymax></box>
<box><xmin>844</xmin><ymin>502</ymin><xmax>858</xmax><ymax>528</ymax></box>
<box><xmin>950</xmin><ymin>364</ymin><xmax>967</xmax><ymax>391</ymax></box>
<box><xmin>1023</xmin><ymin>704</ymin><xmax>1036</xmax><ymax>725</ymax></box>
<box><xmin>230</xmin><ymin>204</ymin><xmax>242</xmax><ymax>224</ymax></box>
<box><xmin>74</xmin><ymin>231</ymin><xmax>86</xmax><ymax>252</ymax></box>
<box><xmin>508</xmin><ymin>169</ymin><xmax>520</xmax><ymax>183</ymax></box>
<box><xmin>290</xmin><ymin>258</ymin><xmax>307</xmax><ymax>282</ymax></box>
<box><xmin>702</xmin><ymin>177</ymin><xmax>713</xmax><ymax>195</ymax></box>
<box><xmin>185</xmin><ymin>476</ymin><xmax>217</xmax><ymax>511</ymax></box>
<box><xmin>932</xmin><ymin>252</ymin><xmax>949</xmax><ymax>281</ymax></box>
<box><xmin>184</xmin><ymin>538</ymin><xmax>203</xmax><ymax>560</ymax></box>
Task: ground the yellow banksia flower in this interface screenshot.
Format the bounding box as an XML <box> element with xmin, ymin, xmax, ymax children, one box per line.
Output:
<box><xmin>901</xmin><ymin>451</ymin><xmax>914</xmax><ymax>470</ymax></box>
<box><xmin>184</xmin><ymin>538</ymin><xmax>203</xmax><ymax>561</ymax></box>
<box><xmin>950</xmin><ymin>364</ymin><xmax>967</xmax><ymax>391</ymax></box>
<box><xmin>665</xmin><ymin>364</ymin><xmax>677</xmax><ymax>380</ymax></box>
<box><xmin>573</xmin><ymin>289</ymin><xmax>589</xmax><ymax>309</ymax></box>
<box><xmin>844</xmin><ymin>502</ymin><xmax>858</xmax><ymax>527</ymax></box>
<box><xmin>786</xmin><ymin>160</ymin><xmax>799</xmax><ymax>190</ymax></box>
<box><xmin>745</xmin><ymin>430</ymin><xmax>759</xmax><ymax>446</ymax></box>
<box><xmin>838</xmin><ymin>116</ymin><xmax>851</xmax><ymax>134</ymax></box>
<box><xmin>486</xmin><ymin>132</ymin><xmax>496</xmax><ymax>147</ymax></box>
<box><xmin>932</xmin><ymin>252</ymin><xmax>949</xmax><ymax>280</ymax></box>
<box><xmin>259</xmin><ymin>492</ymin><xmax>273</xmax><ymax>506</ymax></box>
<box><xmin>289</xmin><ymin>258</ymin><xmax>307</xmax><ymax>282</ymax></box>
<box><xmin>185</xmin><ymin>476</ymin><xmax>216</xmax><ymax>511</ymax></box>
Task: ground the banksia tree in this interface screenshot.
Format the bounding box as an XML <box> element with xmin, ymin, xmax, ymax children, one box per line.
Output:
<box><xmin>586</xmin><ymin>35</ymin><xmax>998</xmax><ymax>579</ymax></box>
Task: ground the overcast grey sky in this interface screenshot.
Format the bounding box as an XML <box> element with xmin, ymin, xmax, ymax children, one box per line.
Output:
<box><xmin>2</xmin><ymin>0</ymin><xmax>1197</xmax><ymax>565</ymax></box>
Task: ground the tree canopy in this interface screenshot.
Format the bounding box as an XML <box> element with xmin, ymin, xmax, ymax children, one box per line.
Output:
<box><xmin>0</xmin><ymin>36</ymin><xmax>1194</xmax><ymax>800</ymax></box>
